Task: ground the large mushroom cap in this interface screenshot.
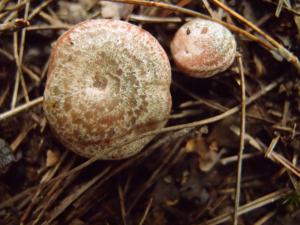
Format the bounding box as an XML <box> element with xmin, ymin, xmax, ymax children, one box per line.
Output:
<box><xmin>44</xmin><ymin>19</ymin><xmax>172</xmax><ymax>159</ymax></box>
<box><xmin>171</xmin><ymin>19</ymin><xmax>237</xmax><ymax>78</ymax></box>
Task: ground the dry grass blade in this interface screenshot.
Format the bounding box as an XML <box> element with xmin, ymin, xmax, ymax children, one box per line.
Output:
<box><xmin>27</xmin><ymin>0</ymin><xmax>53</xmax><ymax>21</ymax></box>
<box><xmin>0</xmin><ymin>18</ymin><xmax>29</xmax><ymax>32</ymax></box>
<box><xmin>210</xmin><ymin>0</ymin><xmax>300</xmax><ymax>71</ymax></box>
<box><xmin>20</xmin><ymin>152</ymin><xmax>72</xmax><ymax>224</ymax></box>
<box><xmin>45</xmin><ymin>167</ymin><xmax>111</xmax><ymax>225</ymax></box>
<box><xmin>233</xmin><ymin>55</ymin><xmax>246</xmax><ymax>225</ymax></box>
<box><xmin>0</xmin><ymin>129</ymin><xmax>191</xmax><ymax>211</ymax></box>
<box><xmin>138</xmin><ymin>198</ymin><xmax>153</xmax><ymax>225</ymax></box>
<box><xmin>128</xmin><ymin>137</ymin><xmax>184</xmax><ymax>213</ymax></box>
<box><xmin>263</xmin><ymin>0</ymin><xmax>300</xmax><ymax>16</ymax></box>
<box><xmin>11</xmin><ymin>29</ymin><xmax>22</xmax><ymax>108</ymax></box>
<box><xmin>2</xmin><ymin>0</ymin><xmax>27</xmax><ymax>12</ymax></box>
<box><xmin>275</xmin><ymin>0</ymin><xmax>285</xmax><ymax>17</ymax></box>
<box><xmin>0</xmin><ymin>48</ymin><xmax>40</xmax><ymax>82</ymax></box>
<box><xmin>253</xmin><ymin>210</ymin><xmax>277</xmax><ymax>225</ymax></box>
<box><xmin>10</xmin><ymin>123</ymin><xmax>35</xmax><ymax>151</ymax></box>
<box><xmin>201</xmin><ymin>188</ymin><xmax>292</xmax><ymax>225</ymax></box>
<box><xmin>0</xmin><ymin>0</ymin><xmax>10</xmax><ymax>12</ymax></box>
<box><xmin>268</xmin><ymin>151</ymin><xmax>300</xmax><ymax>178</ymax></box>
<box><xmin>0</xmin><ymin>96</ymin><xmax>43</xmax><ymax>122</ymax></box>
<box><xmin>129</xmin><ymin>14</ymin><xmax>193</xmax><ymax>23</ymax></box>
<box><xmin>118</xmin><ymin>185</ymin><xmax>127</xmax><ymax>225</ymax></box>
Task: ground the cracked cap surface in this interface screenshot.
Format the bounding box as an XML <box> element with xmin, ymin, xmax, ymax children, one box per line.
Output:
<box><xmin>171</xmin><ymin>19</ymin><xmax>237</xmax><ymax>78</ymax></box>
<box><xmin>44</xmin><ymin>19</ymin><xmax>172</xmax><ymax>159</ymax></box>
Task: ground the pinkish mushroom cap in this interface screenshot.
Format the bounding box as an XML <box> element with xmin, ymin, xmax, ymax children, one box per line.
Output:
<box><xmin>44</xmin><ymin>19</ymin><xmax>172</xmax><ymax>159</ymax></box>
<box><xmin>171</xmin><ymin>19</ymin><xmax>237</xmax><ymax>78</ymax></box>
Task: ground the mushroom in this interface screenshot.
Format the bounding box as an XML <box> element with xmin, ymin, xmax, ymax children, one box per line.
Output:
<box><xmin>171</xmin><ymin>18</ymin><xmax>237</xmax><ymax>78</ymax></box>
<box><xmin>43</xmin><ymin>19</ymin><xmax>172</xmax><ymax>159</ymax></box>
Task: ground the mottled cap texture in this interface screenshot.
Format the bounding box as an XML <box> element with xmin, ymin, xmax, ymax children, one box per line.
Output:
<box><xmin>171</xmin><ymin>19</ymin><xmax>237</xmax><ymax>78</ymax></box>
<box><xmin>44</xmin><ymin>19</ymin><xmax>172</xmax><ymax>159</ymax></box>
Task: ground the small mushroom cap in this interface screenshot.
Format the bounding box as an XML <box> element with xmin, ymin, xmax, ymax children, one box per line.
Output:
<box><xmin>44</xmin><ymin>19</ymin><xmax>172</xmax><ymax>159</ymax></box>
<box><xmin>171</xmin><ymin>19</ymin><xmax>237</xmax><ymax>78</ymax></box>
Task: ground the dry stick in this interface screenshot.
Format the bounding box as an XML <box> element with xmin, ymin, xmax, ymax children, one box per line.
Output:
<box><xmin>0</xmin><ymin>85</ymin><xmax>9</xmax><ymax>107</ymax></box>
<box><xmin>210</xmin><ymin>0</ymin><xmax>300</xmax><ymax>71</ymax></box>
<box><xmin>34</xmin><ymin>175</ymin><xmax>79</xmax><ymax>224</ymax></box>
<box><xmin>263</xmin><ymin>135</ymin><xmax>300</xmax><ymax>187</ymax></box>
<box><xmin>201</xmin><ymin>188</ymin><xmax>292</xmax><ymax>225</ymax></box>
<box><xmin>138</xmin><ymin>198</ymin><xmax>153</xmax><ymax>225</ymax></box>
<box><xmin>179</xmin><ymin>98</ymin><xmax>276</xmax><ymax>124</ymax></box>
<box><xmin>39</xmin><ymin>11</ymin><xmax>62</xmax><ymax>25</ymax></box>
<box><xmin>0</xmin><ymin>0</ymin><xmax>10</xmax><ymax>11</ymax></box>
<box><xmin>130</xmin><ymin>14</ymin><xmax>194</xmax><ymax>23</ymax></box>
<box><xmin>0</xmin><ymin>186</ymin><xmax>36</xmax><ymax>209</ymax></box>
<box><xmin>220</xmin><ymin>152</ymin><xmax>262</xmax><ymax>165</ymax></box>
<box><xmin>265</xmin><ymin>135</ymin><xmax>280</xmax><ymax>158</ymax></box>
<box><xmin>10</xmin><ymin>123</ymin><xmax>35</xmax><ymax>151</ymax></box>
<box><xmin>118</xmin><ymin>185</ymin><xmax>127</xmax><ymax>225</ymax></box>
<box><xmin>45</xmin><ymin>167</ymin><xmax>111</xmax><ymax>225</ymax></box>
<box><xmin>0</xmin><ymin>18</ymin><xmax>29</xmax><ymax>31</ymax></box>
<box><xmin>0</xmin><ymin>48</ymin><xmax>40</xmax><ymax>83</ymax></box>
<box><xmin>175</xmin><ymin>79</ymin><xmax>276</xmax><ymax>125</ymax></box>
<box><xmin>202</xmin><ymin>0</ymin><xmax>217</xmax><ymax>18</ymax></box>
<box><xmin>0</xmin><ymin>10</ymin><xmax>9</xmax><ymax>20</ymax></box>
<box><xmin>139</xmin><ymin>77</ymin><xmax>283</xmax><ymax>137</ymax></box>
<box><xmin>0</xmin><ymin>0</ymin><xmax>53</xmax><ymax>31</ymax></box>
<box><xmin>28</xmin><ymin>0</ymin><xmax>53</xmax><ymax>21</ymax></box>
<box><xmin>11</xmin><ymin>34</ymin><xmax>24</xmax><ymax>108</ymax></box>
<box><xmin>263</xmin><ymin>0</ymin><xmax>300</xmax><ymax>16</ymax></box>
<box><xmin>275</xmin><ymin>0</ymin><xmax>285</xmax><ymax>17</ymax></box>
<box><xmin>18</xmin><ymin>70</ymin><xmax>29</xmax><ymax>103</ymax></box>
<box><xmin>2</xmin><ymin>0</ymin><xmax>27</xmax><ymax>12</ymax></box>
<box><xmin>272</xmin><ymin>124</ymin><xmax>300</xmax><ymax>136</ymax></box>
<box><xmin>233</xmin><ymin>55</ymin><xmax>246</xmax><ymax>225</ymax></box>
<box><xmin>10</xmin><ymin>0</ymin><xmax>29</xmax><ymax>107</ymax></box>
<box><xmin>32</xmin><ymin>156</ymin><xmax>78</xmax><ymax>225</ymax></box>
<box><xmin>231</xmin><ymin>126</ymin><xmax>300</xmax><ymax>178</ymax></box>
<box><xmin>0</xmin><ymin>96</ymin><xmax>43</xmax><ymax>122</ymax></box>
<box><xmin>170</xmin><ymin>109</ymin><xmax>203</xmax><ymax>119</ymax></box>
<box><xmin>128</xmin><ymin>137</ymin><xmax>184</xmax><ymax>213</ymax></box>
<box><xmin>253</xmin><ymin>210</ymin><xmax>277</xmax><ymax>225</ymax></box>
<box><xmin>0</xmin><ymin>2</ymin><xmax>29</xmax><ymax>21</ymax></box>
<box><xmin>66</xmin><ymin>190</ymin><xmax>106</xmax><ymax>223</ymax></box>
<box><xmin>47</xmin><ymin>6</ymin><xmax>64</xmax><ymax>22</ymax></box>
<box><xmin>160</xmin><ymin>0</ymin><xmax>191</xmax><ymax>17</ymax></box>
<box><xmin>0</xmin><ymin>129</ymin><xmax>188</xmax><ymax>212</ymax></box>
<box><xmin>281</xmin><ymin>100</ymin><xmax>289</xmax><ymax>127</ymax></box>
<box><xmin>75</xmin><ymin>194</ymin><xmax>108</xmax><ymax>224</ymax></box>
<box><xmin>268</xmin><ymin>151</ymin><xmax>300</xmax><ymax>178</ymax></box>
<box><xmin>17</xmin><ymin>29</ymin><xmax>30</xmax><ymax>102</ymax></box>
<box><xmin>3</xmin><ymin>8</ymin><xmax>16</xmax><ymax>22</ymax></box>
<box><xmin>173</xmin><ymin>79</ymin><xmax>228</xmax><ymax>112</ymax></box>
<box><xmin>26</xmin><ymin>24</ymin><xmax>71</xmax><ymax>31</ymax></box>
<box><xmin>18</xmin><ymin>0</ymin><xmax>30</xmax><ymax>103</ymax></box>
<box><xmin>107</xmin><ymin>0</ymin><xmax>273</xmax><ymax>50</ymax></box>
<box><xmin>21</xmin><ymin>152</ymin><xmax>70</xmax><ymax>223</ymax></box>
<box><xmin>40</xmin><ymin>58</ymin><xmax>49</xmax><ymax>81</ymax></box>
<box><xmin>21</xmin><ymin>151</ymin><xmax>69</xmax><ymax>216</ymax></box>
